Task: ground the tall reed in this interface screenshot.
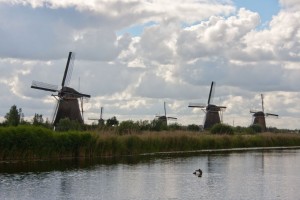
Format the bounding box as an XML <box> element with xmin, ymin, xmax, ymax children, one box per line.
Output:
<box><xmin>1</xmin><ymin>126</ymin><xmax>300</xmax><ymax>161</ymax></box>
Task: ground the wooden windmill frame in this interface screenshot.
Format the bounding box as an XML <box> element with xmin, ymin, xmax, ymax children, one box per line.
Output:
<box><xmin>188</xmin><ymin>81</ymin><xmax>226</xmax><ymax>130</ymax></box>
<box><xmin>155</xmin><ymin>102</ymin><xmax>177</xmax><ymax>126</ymax></box>
<box><xmin>250</xmin><ymin>94</ymin><xmax>278</xmax><ymax>131</ymax></box>
<box><xmin>31</xmin><ymin>52</ymin><xmax>91</xmax><ymax>126</ymax></box>
<box><xmin>88</xmin><ymin>107</ymin><xmax>105</xmax><ymax>126</ymax></box>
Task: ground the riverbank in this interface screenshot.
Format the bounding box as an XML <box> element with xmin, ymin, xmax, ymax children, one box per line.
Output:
<box><xmin>1</xmin><ymin>125</ymin><xmax>300</xmax><ymax>161</ymax></box>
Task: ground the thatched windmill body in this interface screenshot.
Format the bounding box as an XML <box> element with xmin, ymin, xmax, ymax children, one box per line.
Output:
<box><xmin>156</xmin><ymin>102</ymin><xmax>177</xmax><ymax>125</ymax></box>
<box><xmin>88</xmin><ymin>107</ymin><xmax>105</xmax><ymax>126</ymax></box>
<box><xmin>250</xmin><ymin>94</ymin><xmax>278</xmax><ymax>131</ymax></box>
<box><xmin>189</xmin><ymin>81</ymin><xmax>226</xmax><ymax>129</ymax></box>
<box><xmin>31</xmin><ymin>52</ymin><xmax>91</xmax><ymax>126</ymax></box>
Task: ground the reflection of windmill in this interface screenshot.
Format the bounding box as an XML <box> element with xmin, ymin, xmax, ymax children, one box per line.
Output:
<box><xmin>155</xmin><ymin>102</ymin><xmax>177</xmax><ymax>125</ymax></box>
<box><xmin>88</xmin><ymin>107</ymin><xmax>105</xmax><ymax>126</ymax></box>
<box><xmin>31</xmin><ymin>52</ymin><xmax>91</xmax><ymax>126</ymax></box>
<box><xmin>250</xmin><ymin>94</ymin><xmax>278</xmax><ymax>131</ymax></box>
<box><xmin>188</xmin><ymin>81</ymin><xmax>226</xmax><ymax>130</ymax></box>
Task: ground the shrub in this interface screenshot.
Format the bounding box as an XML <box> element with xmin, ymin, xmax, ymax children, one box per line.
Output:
<box><xmin>210</xmin><ymin>123</ymin><xmax>234</xmax><ymax>135</ymax></box>
<box><xmin>187</xmin><ymin>124</ymin><xmax>200</xmax><ymax>132</ymax></box>
<box><xmin>117</xmin><ymin>120</ymin><xmax>140</xmax><ymax>134</ymax></box>
<box><xmin>55</xmin><ymin>118</ymin><xmax>82</xmax><ymax>132</ymax></box>
<box><xmin>168</xmin><ymin>123</ymin><xmax>182</xmax><ymax>131</ymax></box>
<box><xmin>136</xmin><ymin>120</ymin><xmax>151</xmax><ymax>131</ymax></box>
<box><xmin>106</xmin><ymin>116</ymin><xmax>119</xmax><ymax>127</ymax></box>
<box><xmin>249</xmin><ymin>124</ymin><xmax>262</xmax><ymax>133</ymax></box>
<box><xmin>150</xmin><ymin>119</ymin><xmax>168</xmax><ymax>131</ymax></box>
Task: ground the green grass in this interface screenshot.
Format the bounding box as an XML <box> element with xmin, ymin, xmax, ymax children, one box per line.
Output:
<box><xmin>1</xmin><ymin>126</ymin><xmax>300</xmax><ymax>161</ymax></box>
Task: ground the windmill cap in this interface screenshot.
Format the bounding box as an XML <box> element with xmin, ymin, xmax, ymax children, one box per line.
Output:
<box><xmin>253</xmin><ymin>111</ymin><xmax>265</xmax><ymax>116</ymax></box>
<box><xmin>60</xmin><ymin>86</ymin><xmax>91</xmax><ymax>98</ymax></box>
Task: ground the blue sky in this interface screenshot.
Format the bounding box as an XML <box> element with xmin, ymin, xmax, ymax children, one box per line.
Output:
<box><xmin>119</xmin><ymin>0</ymin><xmax>281</xmax><ymax>36</ymax></box>
<box><xmin>234</xmin><ymin>0</ymin><xmax>280</xmax><ymax>25</ymax></box>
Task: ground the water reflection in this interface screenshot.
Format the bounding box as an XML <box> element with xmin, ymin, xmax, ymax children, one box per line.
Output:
<box><xmin>1</xmin><ymin>149</ymin><xmax>300</xmax><ymax>200</ymax></box>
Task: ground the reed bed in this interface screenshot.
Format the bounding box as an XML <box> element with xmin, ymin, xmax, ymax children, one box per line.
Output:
<box><xmin>1</xmin><ymin>126</ymin><xmax>300</xmax><ymax>161</ymax></box>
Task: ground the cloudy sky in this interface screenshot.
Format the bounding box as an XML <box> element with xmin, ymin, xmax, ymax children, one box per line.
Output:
<box><xmin>0</xmin><ymin>0</ymin><xmax>300</xmax><ymax>129</ymax></box>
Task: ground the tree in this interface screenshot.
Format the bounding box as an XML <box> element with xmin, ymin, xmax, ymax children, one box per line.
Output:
<box><xmin>136</xmin><ymin>120</ymin><xmax>151</xmax><ymax>131</ymax></box>
<box><xmin>32</xmin><ymin>113</ymin><xmax>44</xmax><ymax>126</ymax></box>
<box><xmin>4</xmin><ymin>105</ymin><xmax>24</xmax><ymax>126</ymax></box>
<box><xmin>117</xmin><ymin>120</ymin><xmax>140</xmax><ymax>134</ymax></box>
<box><xmin>150</xmin><ymin>119</ymin><xmax>168</xmax><ymax>131</ymax></box>
<box><xmin>106</xmin><ymin>116</ymin><xmax>119</xmax><ymax>127</ymax></box>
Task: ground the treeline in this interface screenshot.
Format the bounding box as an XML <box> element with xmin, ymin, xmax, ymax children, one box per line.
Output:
<box><xmin>0</xmin><ymin>105</ymin><xmax>201</xmax><ymax>132</ymax></box>
<box><xmin>1</xmin><ymin>105</ymin><xmax>52</xmax><ymax>128</ymax></box>
<box><xmin>1</xmin><ymin>105</ymin><xmax>298</xmax><ymax>134</ymax></box>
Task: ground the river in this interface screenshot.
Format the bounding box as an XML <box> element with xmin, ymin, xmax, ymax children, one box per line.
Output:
<box><xmin>1</xmin><ymin>149</ymin><xmax>300</xmax><ymax>200</ymax></box>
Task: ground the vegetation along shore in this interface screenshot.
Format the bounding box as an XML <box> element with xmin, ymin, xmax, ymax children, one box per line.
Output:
<box><xmin>1</xmin><ymin>124</ymin><xmax>300</xmax><ymax>162</ymax></box>
<box><xmin>1</xmin><ymin>104</ymin><xmax>299</xmax><ymax>161</ymax></box>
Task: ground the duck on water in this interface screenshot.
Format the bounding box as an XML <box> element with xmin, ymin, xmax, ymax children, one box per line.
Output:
<box><xmin>193</xmin><ymin>169</ymin><xmax>202</xmax><ymax>177</ymax></box>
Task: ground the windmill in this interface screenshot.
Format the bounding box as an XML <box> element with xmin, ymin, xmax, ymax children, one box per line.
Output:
<box><xmin>88</xmin><ymin>107</ymin><xmax>105</xmax><ymax>126</ymax></box>
<box><xmin>155</xmin><ymin>102</ymin><xmax>177</xmax><ymax>125</ymax></box>
<box><xmin>250</xmin><ymin>94</ymin><xmax>278</xmax><ymax>131</ymax></box>
<box><xmin>188</xmin><ymin>81</ymin><xmax>226</xmax><ymax>129</ymax></box>
<box><xmin>31</xmin><ymin>52</ymin><xmax>91</xmax><ymax>126</ymax></box>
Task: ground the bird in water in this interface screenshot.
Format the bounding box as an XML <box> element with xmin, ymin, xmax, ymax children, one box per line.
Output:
<box><xmin>193</xmin><ymin>169</ymin><xmax>202</xmax><ymax>177</ymax></box>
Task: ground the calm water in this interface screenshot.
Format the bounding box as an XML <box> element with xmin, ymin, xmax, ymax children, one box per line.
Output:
<box><xmin>1</xmin><ymin>149</ymin><xmax>300</xmax><ymax>200</ymax></box>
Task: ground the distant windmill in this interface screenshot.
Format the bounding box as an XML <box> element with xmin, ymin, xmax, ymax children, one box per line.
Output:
<box><xmin>88</xmin><ymin>107</ymin><xmax>105</xmax><ymax>126</ymax></box>
<box><xmin>155</xmin><ymin>102</ymin><xmax>177</xmax><ymax>125</ymax></box>
<box><xmin>31</xmin><ymin>52</ymin><xmax>91</xmax><ymax>126</ymax></box>
<box><xmin>250</xmin><ymin>94</ymin><xmax>278</xmax><ymax>131</ymax></box>
<box><xmin>188</xmin><ymin>81</ymin><xmax>226</xmax><ymax>129</ymax></box>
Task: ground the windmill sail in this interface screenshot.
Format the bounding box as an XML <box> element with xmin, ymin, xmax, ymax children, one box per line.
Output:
<box><xmin>265</xmin><ymin>113</ymin><xmax>279</xmax><ymax>117</ymax></box>
<box><xmin>61</xmin><ymin>52</ymin><xmax>71</xmax><ymax>87</ymax></box>
<box><xmin>208</xmin><ymin>81</ymin><xmax>215</xmax><ymax>105</ymax></box>
<box><xmin>167</xmin><ymin>117</ymin><xmax>177</xmax><ymax>120</ymax></box>
<box><xmin>51</xmin><ymin>100</ymin><xmax>60</xmax><ymax>124</ymax></box>
<box><xmin>261</xmin><ymin>94</ymin><xmax>264</xmax><ymax>113</ymax></box>
<box><xmin>31</xmin><ymin>81</ymin><xmax>58</xmax><ymax>92</ymax></box>
<box><xmin>188</xmin><ymin>103</ymin><xmax>206</xmax><ymax>108</ymax></box>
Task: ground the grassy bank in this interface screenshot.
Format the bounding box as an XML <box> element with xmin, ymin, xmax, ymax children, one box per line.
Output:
<box><xmin>1</xmin><ymin>125</ymin><xmax>300</xmax><ymax>161</ymax></box>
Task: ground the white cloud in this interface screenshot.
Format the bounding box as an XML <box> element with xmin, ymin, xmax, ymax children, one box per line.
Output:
<box><xmin>1</xmin><ymin>1</ymin><xmax>300</xmax><ymax>129</ymax></box>
<box><xmin>177</xmin><ymin>8</ymin><xmax>260</xmax><ymax>61</ymax></box>
<box><xmin>279</xmin><ymin>0</ymin><xmax>300</xmax><ymax>10</ymax></box>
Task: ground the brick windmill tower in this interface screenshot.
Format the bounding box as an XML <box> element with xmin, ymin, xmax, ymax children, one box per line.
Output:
<box><xmin>250</xmin><ymin>94</ymin><xmax>278</xmax><ymax>131</ymax></box>
<box><xmin>189</xmin><ymin>81</ymin><xmax>226</xmax><ymax>129</ymax></box>
<box><xmin>89</xmin><ymin>107</ymin><xmax>105</xmax><ymax>126</ymax></box>
<box><xmin>155</xmin><ymin>102</ymin><xmax>177</xmax><ymax>126</ymax></box>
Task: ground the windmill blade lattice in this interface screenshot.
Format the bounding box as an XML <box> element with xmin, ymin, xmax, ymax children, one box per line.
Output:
<box><xmin>188</xmin><ymin>103</ymin><xmax>206</xmax><ymax>108</ymax></box>
<box><xmin>208</xmin><ymin>81</ymin><xmax>215</xmax><ymax>105</ymax></box>
<box><xmin>167</xmin><ymin>117</ymin><xmax>177</xmax><ymax>120</ymax></box>
<box><xmin>266</xmin><ymin>113</ymin><xmax>279</xmax><ymax>117</ymax></box>
<box><xmin>31</xmin><ymin>81</ymin><xmax>58</xmax><ymax>92</ymax></box>
<box><xmin>61</xmin><ymin>52</ymin><xmax>75</xmax><ymax>87</ymax></box>
<box><xmin>51</xmin><ymin>100</ymin><xmax>60</xmax><ymax>124</ymax></box>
